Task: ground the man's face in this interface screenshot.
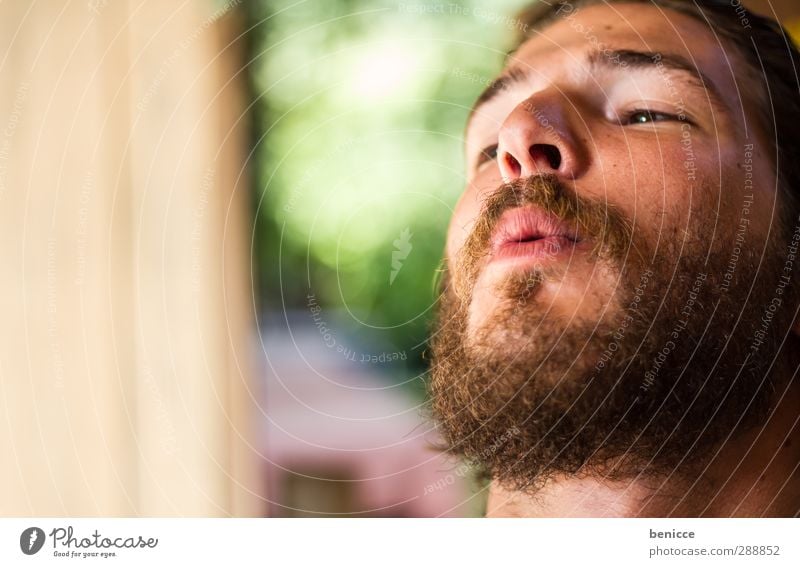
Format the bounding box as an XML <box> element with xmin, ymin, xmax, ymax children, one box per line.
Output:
<box><xmin>430</xmin><ymin>3</ymin><xmax>797</xmax><ymax>489</ymax></box>
<box><xmin>451</xmin><ymin>2</ymin><xmax>774</xmax><ymax>333</ymax></box>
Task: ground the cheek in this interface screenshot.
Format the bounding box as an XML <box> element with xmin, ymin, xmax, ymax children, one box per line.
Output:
<box><xmin>594</xmin><ymin>133</ymin><xmax>719</xmax><ymax>242</ymax></box>
<box><xmin>445</xmin><ymin>196</ymin><xmax>473</xmax><ymax>265</ymax></box>
<box><xmin>573</xmin><ymin>143</ymin><xmax>668</xmax><ymax>245</ymax></box>
<box><xmin>446</xmin><ymin>174</ymin><xmax>503</xmax><ymax>262</ymax></box>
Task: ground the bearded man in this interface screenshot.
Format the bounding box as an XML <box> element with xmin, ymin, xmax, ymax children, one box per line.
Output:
<box><xmin>429</xmin><ymin>0</ymin><xmax>800</xmax><ymax>517</ymax></box>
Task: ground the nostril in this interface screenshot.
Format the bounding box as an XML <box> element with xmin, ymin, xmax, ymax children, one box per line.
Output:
<box><xmin>530</xmin><ymin>144</ymin><xmax>562</xmax><ymax>170</ymax></box>
<box><xmin>503</xmin><ymin>152</ymin><xmax>521</xmax><ymax>178</ymax></box>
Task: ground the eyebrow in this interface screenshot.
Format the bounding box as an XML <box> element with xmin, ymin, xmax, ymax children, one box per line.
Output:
<box><xmin>467</xmin><ymin>48</ymin><xmax>726</xmax><ymax>128</ymax></box>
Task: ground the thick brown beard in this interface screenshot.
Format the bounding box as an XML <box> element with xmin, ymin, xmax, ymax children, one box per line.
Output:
<box><xmin>428</xmin><ymin>175</ymin><xmax>796</xmax><ymax>494</ymax></box>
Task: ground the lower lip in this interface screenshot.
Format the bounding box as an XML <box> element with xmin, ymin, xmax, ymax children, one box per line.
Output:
<box><xmin>491</xmin><ymin>235</ymin><xmax>579</xmax><ymax>264</ymax></box>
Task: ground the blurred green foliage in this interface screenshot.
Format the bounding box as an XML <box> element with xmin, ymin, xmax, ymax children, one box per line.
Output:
<box><xmin>245</xmin><ymin>0</ymin><xmax>531</xmax><ymax>373</ymax></box>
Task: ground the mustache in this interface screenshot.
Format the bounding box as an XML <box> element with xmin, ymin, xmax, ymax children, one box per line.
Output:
<box><xmin>454</xmin><ymin>174</ymin><xmax>634</xmax><ymax>297</ymax></box>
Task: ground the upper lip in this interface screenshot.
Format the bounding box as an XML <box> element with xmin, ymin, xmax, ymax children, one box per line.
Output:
<box><xmin>490</xmin><ymin>207</ymin><xmax>579</xmax><ymax>252</ymax></box>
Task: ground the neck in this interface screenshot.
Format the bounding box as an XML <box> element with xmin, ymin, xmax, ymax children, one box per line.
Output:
<box><xmin>486</xmin><ymin>379</ymin><xmax>800</xmax><ymax>517</ymax></box>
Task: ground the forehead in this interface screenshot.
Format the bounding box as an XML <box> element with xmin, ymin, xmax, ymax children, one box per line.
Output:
<box><xmin>508</xmin><ymin>4</ymin><xmax>732</xmax><ymax>67</ymax></box>
<box><xmin>482</xmin><ymin>3</ymin><xmax>747</xmax><ymax>120</ymax></box>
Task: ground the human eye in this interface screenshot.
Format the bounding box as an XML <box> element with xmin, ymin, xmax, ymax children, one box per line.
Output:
<box><xmin>622</xmin><ymin>109</ymin><xmax>685</xmax><ymax>125</ymax></box>
<box><xmin>475</xmin><ymin>143</ymin><xmax>498</xmax><ymax>170</ymax></box>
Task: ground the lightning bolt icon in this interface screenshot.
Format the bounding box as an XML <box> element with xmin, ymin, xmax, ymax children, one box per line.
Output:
<box><xmin>29</xmin><ymin>529</ymin><xmax>38</xmax><ymax>551</ymax></box>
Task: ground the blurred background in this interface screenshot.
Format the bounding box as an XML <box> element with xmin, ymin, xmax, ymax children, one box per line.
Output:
<box><xmin>1</xmin><ymin>0</ymin><xmax>798</xmax><ymax>517</ymax></box>
<box><xmin>247</xmin><ymin>0</ymin><xmax>534</xmax><ymax>516</ymax></box>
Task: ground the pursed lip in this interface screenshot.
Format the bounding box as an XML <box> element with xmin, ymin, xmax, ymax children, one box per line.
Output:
<box><xmin>489</xmin><ymin>207</ymin><xmax>581</xmax><ymax>263</ymax></box>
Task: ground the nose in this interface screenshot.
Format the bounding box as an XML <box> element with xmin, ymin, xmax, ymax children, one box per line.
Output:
<box><xmin>496</xmin><ymin>89</ymin><xmax>588</xmax><ymax>181</ymax></box>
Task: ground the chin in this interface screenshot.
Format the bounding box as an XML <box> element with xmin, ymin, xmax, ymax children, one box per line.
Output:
<box><xmin>466</xmin><ymin>262</ymin><xmax>622</xmax><ymax>348</ymax></box>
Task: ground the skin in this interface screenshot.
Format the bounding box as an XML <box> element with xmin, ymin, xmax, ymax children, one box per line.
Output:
<box><xmin>445</xmin><ymin>3</ymin><xmax>800</xmax><ymax>516</ymax></box>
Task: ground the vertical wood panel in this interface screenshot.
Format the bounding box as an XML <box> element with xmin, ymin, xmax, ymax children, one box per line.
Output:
<box><xmin>0</xmin><ymin>0</ymin><xmax>261</xmax><ymax>516</ymax></box>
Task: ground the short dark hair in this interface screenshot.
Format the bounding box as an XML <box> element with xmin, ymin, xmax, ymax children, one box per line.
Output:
<box><xmin>513</xmin><ymin>0</ymin><xmax>800</xmax><ymax>230</ymax></box>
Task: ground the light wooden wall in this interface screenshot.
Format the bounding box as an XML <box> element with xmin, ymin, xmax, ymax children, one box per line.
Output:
<box><xmin>0</xmin><ymin>0</ymin><xmax>262</xmax><ymax>516</ymax></box>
